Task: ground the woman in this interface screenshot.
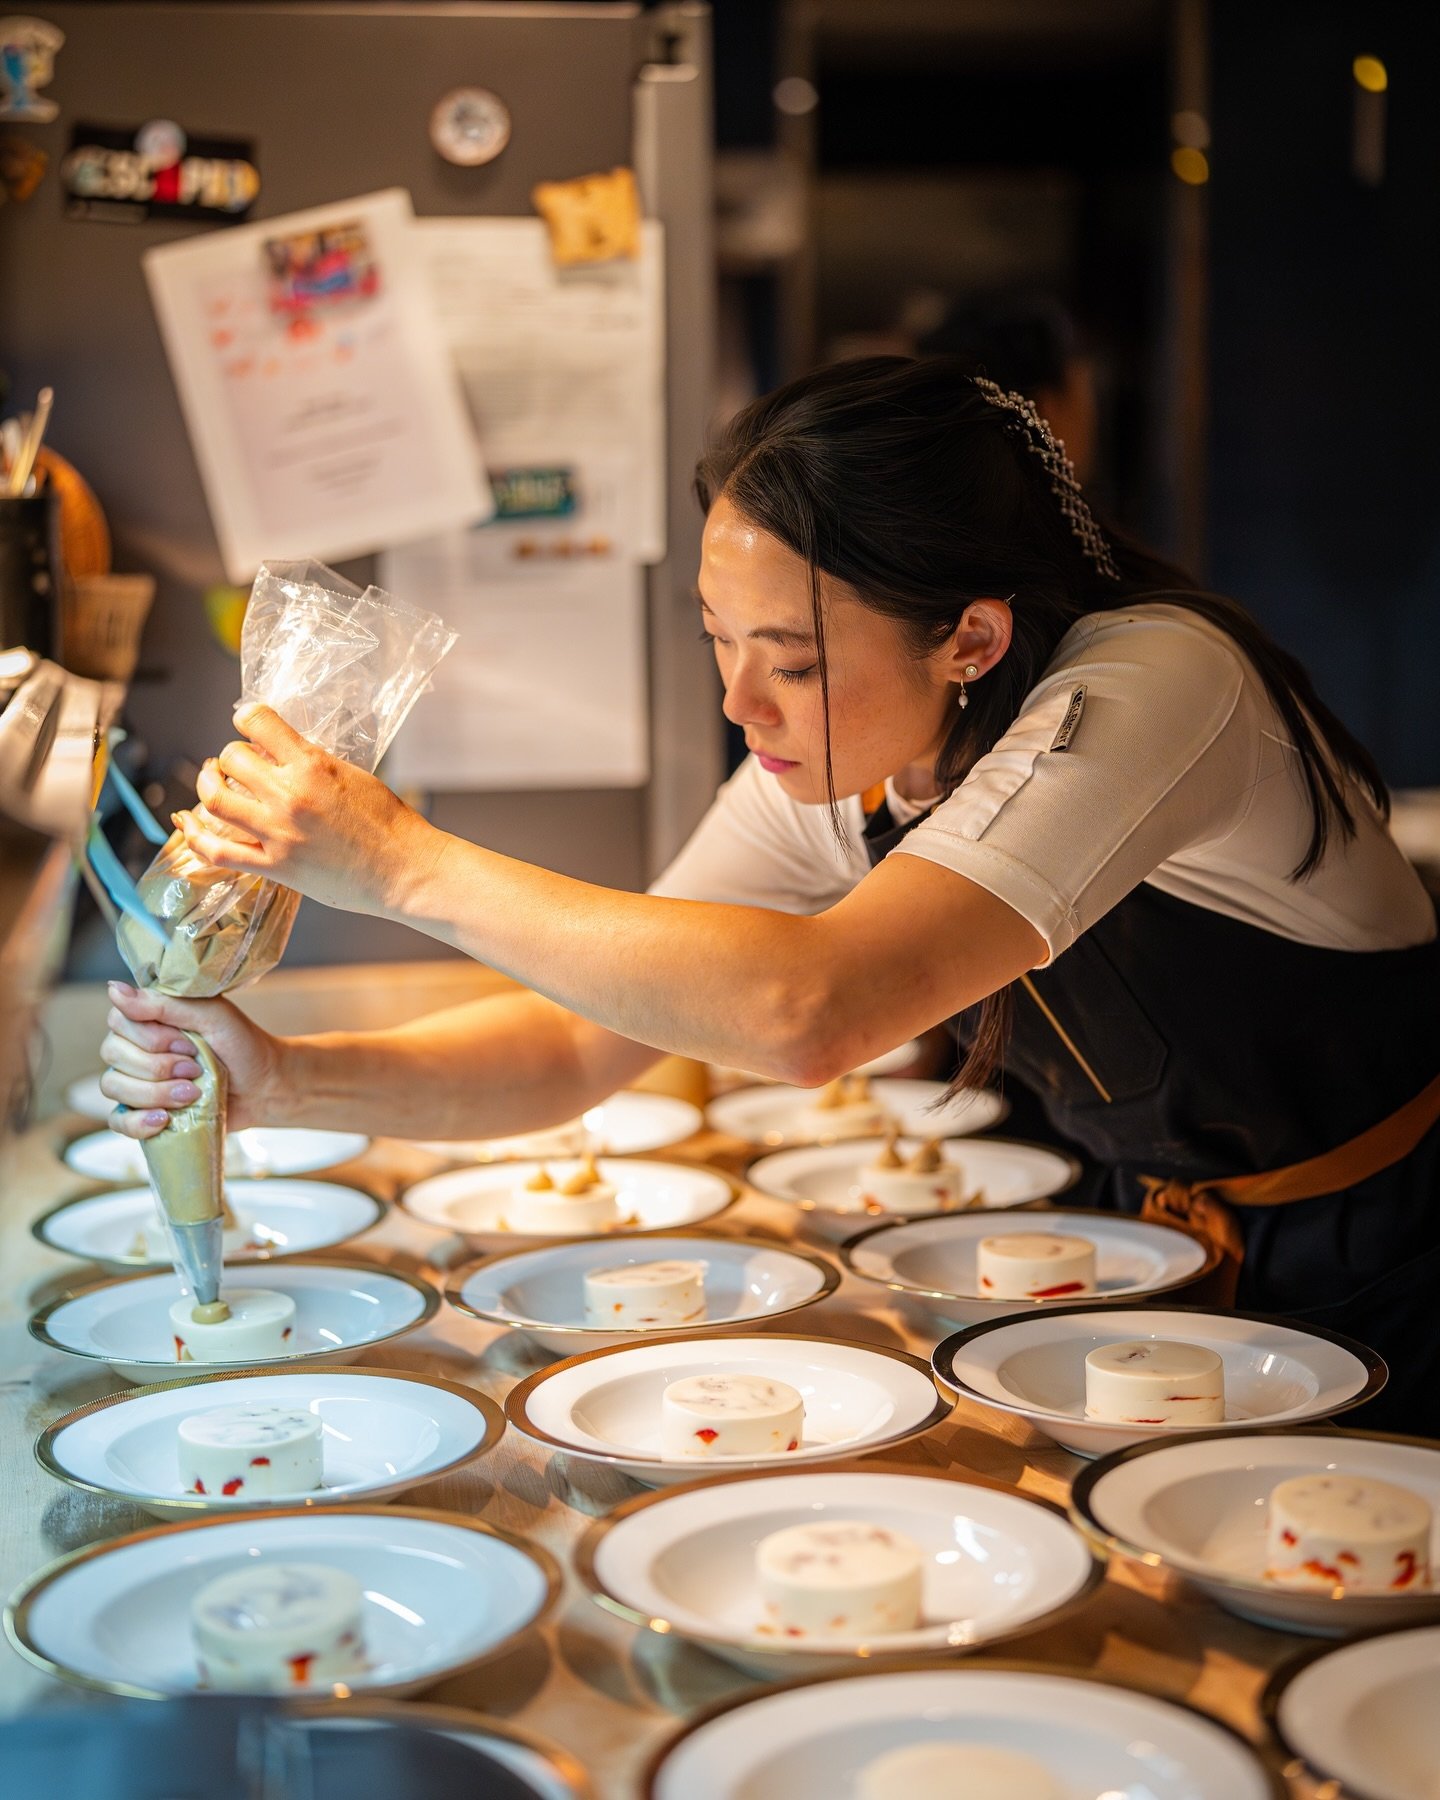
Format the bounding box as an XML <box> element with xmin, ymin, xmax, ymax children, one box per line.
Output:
<box><xmin>102</xmin><ymin>358</ymin><xmax>1439</xmax><ymax>1428</ymax></box>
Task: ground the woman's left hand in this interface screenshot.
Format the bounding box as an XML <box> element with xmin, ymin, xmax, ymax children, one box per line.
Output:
<box><xmin>179</xmin><ymin>702</ymin><xmax>442</xmax><ymax>916</ymax></box>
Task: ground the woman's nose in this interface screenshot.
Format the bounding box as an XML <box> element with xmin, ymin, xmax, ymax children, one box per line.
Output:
<box><xmin>721</xmin><ymin>666</ymin><xmax>780</xmax><ymax>728</ymax></box>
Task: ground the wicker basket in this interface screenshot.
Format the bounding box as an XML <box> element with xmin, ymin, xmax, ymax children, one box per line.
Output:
<box><xmin>62</xmin><ymin>572</ymin><xmax>155</xmax><ymax>682</ymax></box>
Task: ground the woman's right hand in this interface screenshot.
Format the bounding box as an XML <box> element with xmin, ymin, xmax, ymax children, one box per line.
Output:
<box><xmin>100</xmin><ymin>981</ymin><xmax>283</xmax><ymax>1138</ymax></box>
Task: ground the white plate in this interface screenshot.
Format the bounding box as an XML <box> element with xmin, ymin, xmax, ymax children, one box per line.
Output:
<box><xmin>1074</xmin><ymin>1429</ymin><xmax>1438</xmax><ymax>1636</ymax></box>
<box><xmin>647</xmin><ymin>1665</ymin><xmax>1284</xmax><ymax>1800</ymax></box>
<box><xmin>937</xmin><ymin>1307</ymin><xmax>1386</xmax><ymax>1460</ymax></box>
<box><xmin>4</xmin><ymin>1507</ymin><xmax>559</xmax><ymax>1699</ymax></box>
<box><xmin>63</xmin><ymin>1125</ymin><xmax>372</xmax><ymax>1183</ymax></box>
<box><xmin>1265</xmin><ymin>1625</ymin><xmax>1440</xmax><ymax>1800</ymax></box>
<box><xmin>30</xmin><ymin>1259</ymin><xmax>440</xmax><ymax>1385</ymax></box>
<box><xmin>843</xmin><ymin>1208</ymin><xmax>1215</xmax><ymax>1330</ymax></box>
<box><xmin>64</xmin><ymin>1072</ymin><xmax>114</xmax><ymax>1120</ymax></box>
<box><xmin>301</xmin><ymin>1703</ymin><xmax>595</xmax><ymax>1800</ymax></box>
<box><xmin>579</xmin><ymin>1466</ymin><xmax>1098</xmax><ymax>1678</ymax></box>
<box><xmin>37</xmin><ymin>1365</ymin><xmax>505</xmax><ymax>1522</ymax></box>
<box><xmin>707</xmin><ymin>1078</ymin><xmax>1005</xmax><ymax>1147</ymax></box>
<box><xmin>447</xmin><ymin>1234</ymin><xmax>840</xmax><ymax>1355</ymax></box>
<box><xmin>402</xmin><ymin>1156</ymin><xmax>736</xmax><ymax>1252</ymax></box>
<box><xmin>32</xmin><ymin>1178</ymin><xmax>386</xmax><ymax>1269</ymax></box>
<box><xmin>506</xmin><ymin>1333</ymin><xmax>951</xmax><ymax>1487</ymax></box>
<box><xmin>746</xmin><ymin>1135</ymin><xmax>1078</xmax><ymax>1238</ymax></box>
<box><xmin>405</xmin><ymin>1091</ymin><xmax>703</xmax><ymax>1162</ymax></box>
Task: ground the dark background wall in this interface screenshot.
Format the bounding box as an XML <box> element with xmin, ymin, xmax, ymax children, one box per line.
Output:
<box><xmin>1207</xmin><ymin>0</ymin><xmax>1440</xmax><ymax>787</ymax></box>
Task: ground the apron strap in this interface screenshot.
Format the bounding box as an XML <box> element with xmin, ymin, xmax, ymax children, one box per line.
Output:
<box><xmin>1141</xmin><ymin>1069</ymin><xmax>1440</xmax><ymax>1303</ymax></box>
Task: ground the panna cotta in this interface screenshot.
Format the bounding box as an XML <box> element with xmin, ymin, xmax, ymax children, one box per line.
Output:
<box><xmin>1084</xmin><ymin>1338</ymin><xmax>1225</xmax><ymax>1424</ymax></box>
<box><xmin>1264</xmin><ymin>1473</ymin><xmax>1432</xmax><ymax>1591</ymax></box>
<box><xmin>178</xmin><ymin>1403</ymin><xmax>324</xmax><ymax>1499</ymax></box>
<box><xmin>168</xmin><ymin>1288</ymin><xmax>296</xmax><ymax>1363</ymax></box>
<box><xmin>858</xmin><ymin>1131</ymin><xmax>965</xmax><ymax>1215</ymax></box>
<box><xmin>857</xmin><ymin>1744</ymin><xmax>1058</xmax><ymax>1800</ymax></box>
<box><xmin>583</xmin><ymin>1258</ymin><xmax>706</xmax><ymax>1328</ymax></box>
<box><xmin>799</xmin><ymin>1075</ymin><xmax>890</xmax><ymax>1141</ymax></box>
<box><xmin>976</xmin><ymin>1232</ymin><xmax>1097</xmax><ymax>1300</ymax></box>
<box><xmin>506</xmin><ymin>1156</ymin><xmax>621</xmax><ymax>1235</ymax></box>
<box><xmin>756</xmin><ymin>1519</ymin><xmax>923</xmax><ymax>1638</ymax></box>
<box><xmin>192</xmin><ymin>1561</ymin><xmax>366</xmax><ymax>1691</ymax></box>
<box><xmin>660</xmin><ymin>1372</ymin><xmax>805</xmax><ymax>1458</ymax></box>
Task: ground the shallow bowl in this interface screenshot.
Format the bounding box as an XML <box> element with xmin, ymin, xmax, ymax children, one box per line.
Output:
<box><xmin>645</xmin><ymin>1663</ymin><xmax>1285</xmax><ymax>1800</ymax></box>
<box><xmin>30</xmin><ymin>1258</ymin><xmax>439</xmax><ymax>1385</ymax></box>
<box><xmin>935</xmin><ymin>1305</ymin><xmax>1386</xmax><ymax>1459</ymax></box>
<box><xmin>36</xmin><ymin>1365</ymin><xmax>504</xmax><ymax>1521</ymax></box>
<box><xmin>505</xmin><ymin>1332</ymin><xmax>951</xmax><ymax>1487</ymax></box>
<box><xmin>843</xmin><ymin>1208</ymin><xmax>1216</xmax><ymax>1331</ymax></box>
<box><xmin>1073</xmin><ymin>1428</ymin><xmax>1440</xmax><ymax>1634</ymax></box>
<box><xmin>447</xmin><ymin>1233</ymin><xmax>839</xmax><ymax>1355</ymax></box>
<box><xmin>3</xmin><ymin>1506</ymin><xmax>558</xmax><ymax>1699</ymax></box>
<box><xmin>578</xmin><ymin>1463</ymin><xmax>1098</xmax><ymax>1678</ymax></box>
<box><xmin>706</xmin><ymin>1078</ymin><xmax>1005</xmax><ymax>1148</ymax></box>
<box><xmin>33</xmin><ymin>1177</ymin><xmax>386</xmax><ymax>1270</ymax></box>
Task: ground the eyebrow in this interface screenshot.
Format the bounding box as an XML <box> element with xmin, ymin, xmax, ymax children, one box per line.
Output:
<box><xmin>695</xmin><ymin>592</ymin><xmax>816</xmax><ymax>649</ymax></box>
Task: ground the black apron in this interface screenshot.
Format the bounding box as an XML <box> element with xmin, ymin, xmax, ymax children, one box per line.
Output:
<box><xmin>863</xmin><ymin>798</ymin><xmax>1440</xmax><ymax>1433</ymax></box>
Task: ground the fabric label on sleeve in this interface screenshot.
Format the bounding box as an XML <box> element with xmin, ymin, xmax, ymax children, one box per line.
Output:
<box><xmin>924</xmin><ymin>682</ymin><xmax>1085</xmax><ymax>844</ymax></box>
<box><xmin>1049</xmin><ymin>685</ymin><xmax>1086</xmax><ymax>752</ymax></box>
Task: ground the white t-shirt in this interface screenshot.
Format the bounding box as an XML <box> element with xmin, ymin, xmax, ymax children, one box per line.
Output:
<box><xmin>651</xmin><ymin>603</ymin><xmax>1435</xmax><ymax>964</ymax></box>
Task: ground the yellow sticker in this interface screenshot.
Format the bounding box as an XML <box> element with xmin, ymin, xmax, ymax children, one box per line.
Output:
<box><xmin>204</xmin><ymin>584</ymin><xmax>248</xmax><ymax>656</ymax></box>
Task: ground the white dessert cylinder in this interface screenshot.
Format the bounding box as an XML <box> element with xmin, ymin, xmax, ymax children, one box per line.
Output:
<box><xmin>1083</xmin><ymin>1339</ymin><xmax>1225</xmax><ymax>1424</ymax></box>
<box><xmin>192</xmin><ymin>1561</ymin><xmax>366</xmax><ymax>1692</ymax></box>
<box><xmin>1264</xmin><ymin>1473</ymin><xmax>1432</xmax><ymax>1591</ymax></box>
<box><xmin>660</xmin><ymin>1372</ymin><xmax>805</xmax><ymax>1458</ymax></box>
<box><xmin>858</xmin><ymin>1161</ymin><xmax>963</xmax><ymax>1216</ymax></box>
<box><xmin>799</xmin><ymin>1078</ymin><xmax>890</xmax><ymax>1141</ymax></box>
<box><xmin>583</xmin><ymin>1259</ymin><xmax>706</xmax><ymax>1328</ymax></box>
<box><xmin>169</xmin><ymin>1289</ymin><xmax>297</xmax><ymax>1364</ymax></box>
<box><xmin>976</xmin><ymin>1232</ymin><xmax>1097</xmax><ymax>1300</ymax></box>
<box><xmin>507</xmin><ymin>1162</ymin><xmax>620</xmax><ymax>1234</ymax></box>
<box><xmin>178</xmin><ymin>1403</ymin><xmax>323</xmax><ymax>1499</ymax></box>
<box><xmin>756</xmin><ymin>1519</ymin><xmax>923</xmax><ymax>1638</ymax></box>
<box><xmin>857</xmin><ymin>1744</ymin><xmax>1059</xmax><ymax>1800</ymax></box>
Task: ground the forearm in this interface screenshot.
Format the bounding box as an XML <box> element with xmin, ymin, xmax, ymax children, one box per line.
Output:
<box><xmin>268</xmin><ymin>988</ymin><xmax>659</xmax><ymax>1138</ymax></box>
<box><xmin>391</xmin><ymin>833</ymin><xmax>865</xmax><ymax>1082</ymax></box>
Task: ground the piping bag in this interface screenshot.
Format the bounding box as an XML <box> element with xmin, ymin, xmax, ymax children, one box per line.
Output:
<box><xmin>113</xmin><ymin>560</ymin><xmax>456</xmax><ymax>1319</ymax></box>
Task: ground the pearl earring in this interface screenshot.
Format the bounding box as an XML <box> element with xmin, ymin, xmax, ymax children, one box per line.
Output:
<box><xmin>958</xmin><ymin>663</ymin><xmax>980</xmax><ymax>709</ymax></box>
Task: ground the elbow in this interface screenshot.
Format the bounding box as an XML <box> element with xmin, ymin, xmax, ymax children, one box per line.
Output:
<box><xmin>756</xmin><ymin>981</ymin><xmax>865</xmax><ymax>1090</ymax></box>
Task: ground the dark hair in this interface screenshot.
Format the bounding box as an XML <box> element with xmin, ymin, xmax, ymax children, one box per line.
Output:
<box><xmin>694</xmin><ymin>355</ymin><xmax>1389</xmax><ymax>1093</ymax></box>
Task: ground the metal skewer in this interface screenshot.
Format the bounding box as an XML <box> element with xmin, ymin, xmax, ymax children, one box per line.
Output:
<box><xmin>7</xmin><ymin>387</ymin><xmax>53</xmax><ymax>497</ymax></box>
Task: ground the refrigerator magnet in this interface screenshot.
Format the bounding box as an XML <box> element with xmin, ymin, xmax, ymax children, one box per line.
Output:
<box><xmin>430</xmin><ymin>87</ymin><xmax>511</xmax><ymax>167</ymax></box>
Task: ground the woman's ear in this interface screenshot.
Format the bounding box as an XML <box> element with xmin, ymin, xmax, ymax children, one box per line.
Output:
<box><xmin>942</xmin><ymin>596</ymin><xmax>1014</xmax><ymax>682</ymax></box>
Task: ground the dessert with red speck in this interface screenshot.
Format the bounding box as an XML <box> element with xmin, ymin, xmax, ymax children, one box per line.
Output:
<box><xmin>508</xmin><ymin>1155</ymin><xmax>619</xmax><ymax>1235</ymax></box>
<box><xmin>659</xmin><ymin>1371</ymin><xmax>805</xmax><ymax>1458</ymax></box>
<box><xmin>1263</xmin><ymin>1473</ymin><xmax>1432</xmax><ymax>1592</ymax></box>
<box><xmin>756</xmin><ymin>1519</ymin><xmax>923</xmax><ymax>1639</ymax></box>
<box><xmin>975</xmin><ymin>1231</ymin><xmax>1097</xmax><ymax>1301</ymax></box>
<box><xmin>167</xmin><ymin>1287</ymin><xmax>296</xmax><ymax>1364</ymax></box>
<box><xmin>583</xmin><ymin>1258</ymin><xmax>706</xmax><ymax>1329</ymax></box>
<box><xmin>857</xmin><ymin>1130</ymin><xmax>969</xmax><ymax>1215</ymax></box>
<box><xmin>178</xmin><ymin>1402</ymin><xmax>323</xmax><ymax>1499</ymax></box>
<box><xmin>191</xmin><ymin>1561</ymin><xmax>366</xmax><ymax>1692</ymax></box>
<box><xmin>1083</xmin><ymin>1338</ymin><xmax>1225</xmax><ymax>1426</ymax></box>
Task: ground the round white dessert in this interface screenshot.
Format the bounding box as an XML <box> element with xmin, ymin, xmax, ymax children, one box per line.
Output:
<box><xmin>507</xmin><ymin>1167</ymin><xmax>619</xmax><ymax>1235</ymax></box>
<box><xmin>1083</xmin><ymin>1338</ymin><xmax>1225</xmax><ymax>1425</ymax></box>
<box><xmin>192</xmin><ymin>1561</ymin><xmax>365</xmax><ymax>1692</ymax></box>
<box><xmin>178</xmin><ymin>1403</ymin><xmax>323</xmax><ymax>1500</ymax></box>
<box><xmin>1264</xmin><ymin>1473</ymin><xmax>1432</xmax><ymax>1592</ymax></box>
<box><xmin>583</xmin><ymin>1258</ymin><xmax>706</xmax><ymax>1328</ymax></box>
<box><xmin>857</xmin><ymin>1743</ymin><xmax>1058</xmax><ymax>1800</ymax></box>
<box><xmin>976</xmin><ymin>1232</ymin><xmax>1097</xmax><ymax>1300</ymax></box>
<box><xmin>858</xmin><ymin>1162</ymin><xmax>964</xmax><ymax>1216</ymax></box>
<box><xmin>799</xmin><ymin>1099</ymin><xmax>890</xmax><ymax>1141</ymax></box>
<box><xmin>756</xmin><ymin>1519</ymin><xmax>923</xmax><ymax>1639</ymax></box>
<box><xmin>659</xmin><ymin>1372</ymin><xmax>805</xmax><ymax>1458</ymax></box>
<box><xmin>168</xmin><ymin>1289</ymin><xmax>297</xmax><ymax>1364</ymax></box>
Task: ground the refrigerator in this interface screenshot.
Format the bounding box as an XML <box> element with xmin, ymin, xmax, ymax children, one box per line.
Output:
<box><xmin>0</xmin><ymin>0</ymin><xmax>720</xmax><ymax>968</ymax></box>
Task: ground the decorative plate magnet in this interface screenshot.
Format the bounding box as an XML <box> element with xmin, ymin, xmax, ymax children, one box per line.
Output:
<box><xmin>430</xmin><ymin>87</ymin><xmax>511</xmax><ymax>167</ymax></box>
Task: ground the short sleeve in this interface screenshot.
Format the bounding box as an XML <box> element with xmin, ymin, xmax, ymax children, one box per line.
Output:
<box><xmin>649</xmin><ymin>755</ymin><xmax>866</xmax><ymax>913</ymax></box>
<box><xmin>892</xmin><ymin>610</ymin><xmax>1257</xmax><ymax>959</ymax></box>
